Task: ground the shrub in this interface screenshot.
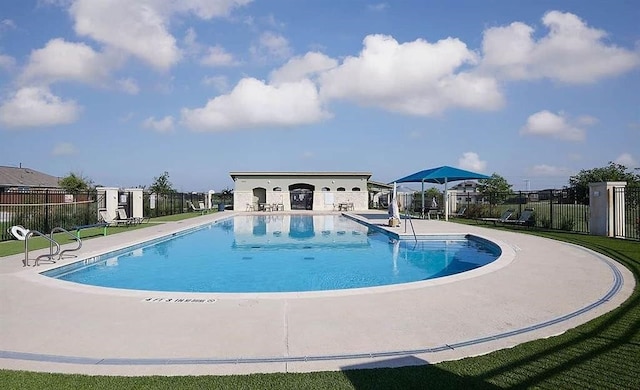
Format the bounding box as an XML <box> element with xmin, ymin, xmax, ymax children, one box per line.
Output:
<box><xmin>466</xmin><ymin>204</ymin><xmax>488</xmax><ymax>219</ymax></box>
<box><xmin>559</xmin><ymin>217</ymin><xmax>575</xmax><ymax>231</ymax></box>
<box><xmin>539</xmin><ymin>216</ymin><xmax>552</xmax><ymax>229</ymax></box>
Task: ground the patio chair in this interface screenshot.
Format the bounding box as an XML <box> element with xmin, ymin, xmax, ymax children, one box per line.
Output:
<box><xmin>187</xmin><ymin>201</ymin><xmax>207</xmax><ymax>215</ymax></box>
<box><xmin>99</xmin><ymin>209</ymin><xmax>129</xmax><ymax>226</ymax></box>
<box><xmin>478</xmin><ymin>209</ymin><xmax>515</xmax><ymax>225</ymax></box>
<box><xmin>117</xmin><ymin>208</ymin><xmax>147</xmax><ymax>225</ymax></box>
<box><xmin>451</xmin><ymin>206</ymin><xmax>467</xmax><ymax>218</ymax></box>
<box><xmin>116</xmin><ymin>209</ymin><xmax>138</xmax><ymax>225</ymax></box>
<box><xmin>503</xmin><ymin>208</ymin><xmax>535</xmax><ymax>227</ymax></box>
<box><xmin>198</xmin><ymin>201</ymin><xmax>211</xmax><ymax>213</ymax></box>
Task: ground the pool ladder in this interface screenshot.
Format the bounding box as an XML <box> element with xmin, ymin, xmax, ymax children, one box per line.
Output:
<box><xmin>403</xmin><ymin>209</ymin><xmax>418</xmax><ymax>243</ymax></box>
<box><xmin>17</xmin><ymin>227</ymin><xmax>82</xmax><ymax>267</ymax></box>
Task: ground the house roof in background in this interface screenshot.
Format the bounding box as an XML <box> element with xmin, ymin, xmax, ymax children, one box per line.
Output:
<box><xmin>368</xmin><ymin>180</ymin><xmax>393</xmax><ymax>190</ymax></box>
<box><xmin>0</xmin><ymin>166</ymin><xmax>61</xmax><ymax>188</ymax></box>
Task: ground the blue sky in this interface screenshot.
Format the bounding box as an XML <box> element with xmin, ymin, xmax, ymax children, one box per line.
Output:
<box><xmin>0</xmin><ymin>0</ymin><xmax>638</xmax><ymax>192</ymax></box>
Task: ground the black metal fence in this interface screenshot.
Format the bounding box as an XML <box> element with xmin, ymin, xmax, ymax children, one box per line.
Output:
<box><xmin>445</xmin><ymin>189</ymin><xmax>588</xmax><ymax>234</ymax></box>
<box><xmin>0</xmin><ymin>189</ymin><xmax>236</xmax><ymax>242</ymax></box>
<box><xmin>143</xmin><ymin>192</ymin><xmax>232</xmax><ymax>218</ymax></box>
<box><xmin>0</xmin><ymin>189</ymin><xmax>100</xmax><ymax>242</ymax></box>
<box><xmin>144</xmin><ymin>192</ymin><xmax>201</xmax><ymax>218</ymax></box>
<box><xmin>614</xmin><ymin>186</ymin><xmax>640</xmax><ymax>240</ymax></box>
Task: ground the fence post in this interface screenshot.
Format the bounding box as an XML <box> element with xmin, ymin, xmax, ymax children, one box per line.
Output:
<box><xmin>548</xmin><ymin>190</ymin><xmax>553</xmax><ymax>229</ymax></box>
<box><xmin>45</xmin><ymin>189</ymin><xmax>50</xmax><ymax>232</ymax></box>
<box><xmin>589</xmin><ymin>181</ymin><xmax>626</xmax><ymax>237</ymax></box>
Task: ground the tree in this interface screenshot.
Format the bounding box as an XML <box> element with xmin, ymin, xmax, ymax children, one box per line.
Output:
<box><xmin>220</xmin><ymin>187</ymin><xmax>233</xmax><ymax>204</ymax></box>
<box><xmin>149</xmin><ymin>171</ymin><xmax>174</xmax><ymax>195</ymax></box>
<box><xmin>569</xmin><ymin>162</ymin><xmax>640</xmax><ymax>204</ymax></box>
<box><xmin>424</xmin><ymin>187</ymin><xmax>443</xmax><ymax>206</ymax></box>
<box><xmin>477</xmin><ymin>173</ymin><xmax>513</xmax><ymax>204</ymax></box>
<box><xmin>59</xmin><ymin>172</ymin><xmax>93</xmax><ymax>193</ymax></box>
<box><xmin>411</xmin><ymin>187</ymin><xmax>443</xmax><ymax>211</ymax></box>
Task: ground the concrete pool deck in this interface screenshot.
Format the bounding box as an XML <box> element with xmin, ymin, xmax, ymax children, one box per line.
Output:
<box><xmin>0</xmin><ymin>211</ymin><xmax>634</xmax><ymax>376</ymax></box>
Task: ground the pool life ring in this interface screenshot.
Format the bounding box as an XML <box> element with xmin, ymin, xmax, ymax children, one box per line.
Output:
<box><xmin>9</xmin><ymin>225</ymin><xmax>30</xmax><ymax>241</ymax></box>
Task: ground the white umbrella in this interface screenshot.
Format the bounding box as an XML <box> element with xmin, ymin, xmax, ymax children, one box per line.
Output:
<box><xmin>431</xmin><ymin>196</ymin><xmax>438</xmax><ymax>209</ymax></box>
<box><xmin>388</xmin><ymin>182</ymin><xmax>400</xmax><ymax>223</ymax></box>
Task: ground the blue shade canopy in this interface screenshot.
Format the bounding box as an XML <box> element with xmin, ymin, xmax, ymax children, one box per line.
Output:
<box><xmin>394</xmin><ymin>166</ymin><xmax>490</xmax><ymax>184</ymax></box>
<box><xmin>393</xmin><ymin>166</ymin><xmax>490</xmax><ymax>221</ymax></box>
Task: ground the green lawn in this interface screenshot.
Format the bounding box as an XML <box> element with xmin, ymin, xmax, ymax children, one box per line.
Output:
<box><xmin>1</xmin><ymin>223</ymin><xmax>638</xmax><ymax>389</ymax></box>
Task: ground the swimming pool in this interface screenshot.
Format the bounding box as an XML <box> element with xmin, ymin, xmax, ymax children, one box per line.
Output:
<box><xmin>43</xmin><ymin>214</ymin><xmax>500</xmax><ymax>293</ymax></box>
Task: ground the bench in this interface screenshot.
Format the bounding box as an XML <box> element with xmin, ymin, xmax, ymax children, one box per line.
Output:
<box><xmin>72</xmin><ymin>222</ymin><xmax>109</xmax><ymax>239</ymax></box>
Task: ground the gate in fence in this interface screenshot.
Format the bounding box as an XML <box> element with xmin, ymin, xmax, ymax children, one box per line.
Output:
<box><xmin>613</xmin><ymin>186</ymin><xmax>640</xmax><ymax>240</ymax></box>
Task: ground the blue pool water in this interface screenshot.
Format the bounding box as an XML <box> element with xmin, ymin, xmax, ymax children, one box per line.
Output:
<box><xmin>43</xmin><ymin>215</ymin><xmax>500</xmax><ymax>293</ymax></box>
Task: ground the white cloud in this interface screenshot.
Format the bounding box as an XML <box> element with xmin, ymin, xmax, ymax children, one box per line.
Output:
<box><xmin>0</xmin><ymin>54</ymin><xmax>15</xmax><ymax>71</ymax></box>
<box><xmin>67</xmin><ymin>1</ymin><xmax>252</xmax><ymax>71</ymax></box>
<box><xmin>251</xmin><ymin>31</ymin><xmax>292</xmax><ymax>61</ymax></box>
<box><xmin>0</xmin><ymin>86</ymin><xmax>80</xmax><ymax>128</ymax></box>
<box><xmin>181</xmin><ymin>77</ymin><xmax>330</xmax><ymax>131</ymax></box>
<box><xmin>520</xmin><ymin>110</ymin><xmax>585</xmax><ymax>141</ymax></box>
<box><xmin>202</xmin><ymin>75</ymin><xmax>229</xmax><ymax>91</ymax></box>
<box><xmin>319</xmin><ymin>34</ymin><xmax>503</xmax><ymax>115</ymax></box>
<box><xmin>270</xmin><ymin>52</ymin><xmax>338</xmax><ymax>85</ymax></box>
<box><xmin>520</xmin><ymin>110</ymin><xmax>588</xmax><ymax>141</ymax></box>
<box><xmin>368</xmin><ymin>3</ymin><xmax>388</xmax><ymax>12</ymax></box>
<box><xmin>20</xmin><ymin>38</ymin><xmax>117</xmax><ymax>86</ymax></box>
<box><xmin>117</xmin><ymin>78</ymin><xmax>140</xmax><ymax>94</ymax></box>
<box><xmin>0</xmin><ymin>18</ymin><xmax>17</xmax><ymax>31</ymax></box>
<box><xmin>614</xmin><ymin>153</ymin><xmax>639</xmax><ymax>168</ymax></box>
<box><xmin>182</xmin><ymin>27</ymin><xmax>200</xmax><ymax>56</ymax></box>
<box><xmin>481</xmin><ymin>11</ymin><xmax>640</xmax><ymax>83</ymax></box>
<box><xmin>182</xmin><ymin>28</ymin><xmax>238</xmax><ymax>67</ymax></box>
<box><xmin>52</xmin><ymin>142</ymin><xmax>76</xmax><ymax>156</ymax></box>
<box><xmin>529</xmin><ymin>164</ymin><xmax>571</xmax><ymax>176</ymax></box>
<box><xmin>458</xmin><ymin>152</ymin><xmax>487</xmax><ymax>172</ymax></box>
<box><xmin>520</xmin><ymin>110</ymin><xmax>598</xmax><ymax>141</ymax></box>
<box><xmin>37</xmin><ymin>0</ymin><xmax>72</xmax><ymax>7</ymax></box>
<box><xmin>143</xmin><ymin>115</ymin><xmax>175</xmax><ymax>132</ymax></box>
<box><xmin>70</xmin><ymin>0</ymin><xmax>181</xmax><ymax>70</ymax></box>
<box><xmin>576</xmin><ymin>115</ymin><xmax>598</xmax><ymax>126</ymax></box>
<box><xmin>173</xmin><ymin>0</ymin><xmax>253</xmax><ymax>20</ymax></box>
<box><xmin>201</xmin><ymin>45</ymin><xmax>237</xmax><ymax>66</ymax></box>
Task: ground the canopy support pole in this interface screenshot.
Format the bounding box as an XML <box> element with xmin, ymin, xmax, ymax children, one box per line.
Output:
<box><xmin>421</xmin><ymin>180</ymin><xmax>425</xmax><ymax>219</ymax></box>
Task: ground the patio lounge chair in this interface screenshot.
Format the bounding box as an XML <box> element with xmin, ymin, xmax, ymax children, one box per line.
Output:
<box><xmin>99</xmin><ymin>209</ymin><xmax>129</xmax><ymax>226</ymax></box>
<box><xmin>451</xmin><ymin>206</ymin><xmax>467</xmax><ymax>218</ymax></box>
<box><xmin>187</xmin><ymin>201</ymin><xmax>207</xmax><ymax>215</ymax></box>
<box><xmin>117</xmin><ymin>208</ymin><xmax>148</xmax><ymax>225</ymax></box>
<box><xmin>478</xmin><ymin>209</ymin><xmax>515</xmax><ymax>225</ymax></box>
<box><xmin>503</xmin><ymin>208</ymin><xmax>535</xmax><ymax>227</ymax></box>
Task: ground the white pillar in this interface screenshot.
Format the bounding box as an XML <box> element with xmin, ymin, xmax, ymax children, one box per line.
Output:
<box><xmin>589</xmin><ymin>181</ymin><xmax>626</xmax><ymax>237</ymax></box>
<box><xmin>206</xmin><ymin>190</ymin><xmax>216</xmax><ymax>210</ymax></box>
<box><xmin>447</xmin><ymin>189</ymin><xmax>458</xmax><ymax>213</ymax></box>
<box><xmin>96</xmin><ymin>187</ymin><xmax>119</xmax><ymax>221</ymax></box>
<box><xmin>126</xmin><ymin>188</ymin><xmax>144</xmax><ymax>219</ymax></box>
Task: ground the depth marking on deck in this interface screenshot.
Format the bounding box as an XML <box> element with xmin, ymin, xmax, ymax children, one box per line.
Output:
<box><xmin>142</xmin><ymin>298</ymin><xmax>217</xmax><ymax>303</ymax></box>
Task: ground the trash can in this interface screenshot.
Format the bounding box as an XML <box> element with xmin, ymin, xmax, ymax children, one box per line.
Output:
<box><xmin>218</xmin><ymin>203</ymin><xmax>225</xmax><ymax>212</ymax></box>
